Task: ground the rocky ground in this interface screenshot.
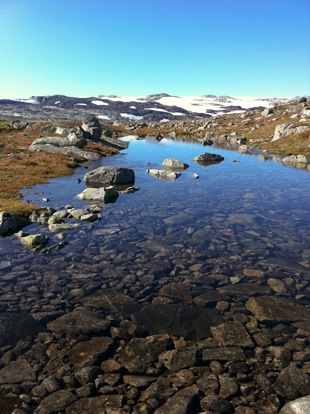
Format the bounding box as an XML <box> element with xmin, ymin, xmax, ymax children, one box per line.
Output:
<box><xmin>0</xmin><ymin>99</ymin><xmax>310</xmax><ymax>414</ymax></box>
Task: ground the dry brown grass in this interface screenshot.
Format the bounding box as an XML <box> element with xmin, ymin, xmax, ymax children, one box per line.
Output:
<box><xmin>0</xmin><ymin>120</ymin><xmax>118</xmax><ymax>215</ymax></box>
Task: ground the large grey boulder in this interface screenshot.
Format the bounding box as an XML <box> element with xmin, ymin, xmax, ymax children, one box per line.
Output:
<box><xmin>193</xmin><ymin>152</ymin><xmax>224</xmax><ymax>165</ymax></box>
<box><xmin>82</xmin><ymin>116</ymin><xmax>102</xmax><ymax>139</ymax></box>
<box><xmin>84</xmin><ymin>166</ymin><xmax>135</xmax><ymax>187</ymax></box>
<box><xmin>272</xmin><ymin>123</ymin><xmax>309</xmax><ymax>141</ymax></box>
<box><xmin>0</xmin><ymin>211</ymin><xmax>29</xmax><ymax>236</ymax></box>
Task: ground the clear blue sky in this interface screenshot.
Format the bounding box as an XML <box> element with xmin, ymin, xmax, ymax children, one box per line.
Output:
<box><xmin>1</xmin><ymin>0</ymin><xmax>309</xmax><ymax>99</ymax></box>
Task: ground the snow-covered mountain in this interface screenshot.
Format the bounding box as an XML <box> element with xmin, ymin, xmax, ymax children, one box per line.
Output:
<box><xmin>0</xmin><ymin>93</ymin><xmax>294</xmax><ymax>122</ymax></box>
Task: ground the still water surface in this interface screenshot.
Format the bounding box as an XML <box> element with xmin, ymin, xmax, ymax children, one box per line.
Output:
<box><xmin>1</xmin><ymin>137</ymin><xmax>309</xmax><ymax>304</ymax></box>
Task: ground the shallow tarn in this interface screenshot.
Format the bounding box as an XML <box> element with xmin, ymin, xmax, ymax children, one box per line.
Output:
<box><xmin>0</xmin><ymin>136</ymin><xmax>309</xmax><ymax>413</ymax></box>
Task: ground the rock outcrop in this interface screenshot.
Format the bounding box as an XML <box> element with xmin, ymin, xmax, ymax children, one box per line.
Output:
<box><xmin>272</xmin><ymin>123</ymin><xmax>310</xmax><ymax>141</ymax></box>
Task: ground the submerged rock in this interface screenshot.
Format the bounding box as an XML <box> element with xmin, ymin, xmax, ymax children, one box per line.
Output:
<box><xmin>17</xmin><ymin>232</ymin><xmax>48</xmax><ymax>249</ymax></box>
<box><xmin>245</xmin><ymin>296</ymin><xmax>310</xmax><ymax>322</ymax></box>
<box><xmin>0</xmin><ymin>313</ymin><xmax>44</xmax><ymax>347</ymax></box>
<box><xmin>147</xmin><ymin>169</ymin><xmax>181</xmax><ymax>180</ymax></box>
<box><xmin>132</xmin><ymin>304</ymin><xmax>224</xmax><ymax>340</ymax></box>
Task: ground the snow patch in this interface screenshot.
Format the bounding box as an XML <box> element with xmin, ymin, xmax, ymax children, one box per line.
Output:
<box><xmin>145</xmin><ymin>107</ymin><xmax>170</xmax><ymax>113</ymax></box>
<box><xmin>17</xmin><ymin>98</ymin><xmax>40</xmax><ymax>104</ymax></box>
<box><xmin>76</xmin><ymin>103</ymin><xmax>87</xmax><ymax>106</ymax></box>
<box><xmin>120</xmin><ymin>113</ymin><xmax>143</xmax><ymax>121</ymax></box>
<box><xmin>91</xmin><ymin>100</ymin><xmax>109</xmax><ymax>106</ymax></box>
<box><xmin>98</xmin><ymin>115</ymin><xmax>111</xmax><ymax>120</ymax></box>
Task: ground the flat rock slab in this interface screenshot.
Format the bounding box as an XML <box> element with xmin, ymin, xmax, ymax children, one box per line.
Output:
<box><xmin>0</xmin><ymin>313</ymin><xmax>44</xmax><ymax>347</ymax></box>
<box><xmin>158</xmin><ymin>283</ymin><xmax>193</xmax><ymax>303</ymax></box>
<box><xmin>211</xmin><ymin>322</ymin><xmax>254</xmax><ymax>348</ymax></box>
<box><xmin>81</xmin><ymin>290</ymin><xmax>141</xmax><ymax>318</ymax></box>
<box><xmin>47</xmin><ymin>309</ymin><xmax>110</xmax><ymax>336</ymax></box>
<box><xmin>275</xmin><ymin>364</ymin><xmax>310</xmax><ymax>399</ymax></box>
<box><xmin>66</xmin><ymin>395</ymin><xmax>124</xmax><ymax>413</ymax></box>
<box><xmin>246</xmin><ymin>296</ymin><xmax>310</xmax><ymax>322</ymax></box>
<box><xmin>217</xmin><ymin>283</ymin><xmax>271</xmax><ymax>297</ymax></box>
<box><xmin>202</xmin><ymin>347</ymin><xmax>246</xmax><ymax>362</ymax></box>
<box><xmin>0</xmin><ymin>359</ymin><xmax>36</xmax><ymax>384</ymax></box>
<box><xmin>154</xmin><ymin>385</ymin><xmax>199</xmax><ymax>414</ymax></box>
<box><xmin>132</xmin><ymin>304</ymin><xmax>224</xmax><ymax>340</ymax></box>
<box><xmin>68</xmin><ymin>337</ymin><xmax>114</xmax><ymax>369</ymax></box>
<box><xmin>119</xmin><ymin>336</ymin><xmax>173</xmax><ymax>374</ymax></box>
<box><xmin>34</xmin><ymin>390</ymin><xmax>77</xmax><ymax>414</ymax></box>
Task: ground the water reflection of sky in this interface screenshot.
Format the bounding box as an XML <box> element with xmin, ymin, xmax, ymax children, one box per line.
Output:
<box><xmin>20</xmin><ymin>138</ymin><xmax>310</xmax><ymax>211</ymax></box>
<box><xmin>1</xmin><ymin>138</ymin><xmax>309</xmax><ymax>267</ymax></box>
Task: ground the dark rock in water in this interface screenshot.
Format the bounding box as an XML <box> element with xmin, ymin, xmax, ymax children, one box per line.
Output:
<box><xmin>0</xmin><ymin>313</ymin><xmax>44</xmax><ymax>347</ymax></box>
<box><xmin>132</xmin><ymin>304</ymin><xmax>224</xmax><ymax>340</ymax></box>
<box><xmin>153</xmin><ymin>385</ymin><xmax>199</xmax><ymax>414</ymax></box>
<box><xmin>0</xmin><ymin>211</ymin><xmax>29</xmax><ymax>236</ymax></box>
<box><xmin>0</xmin><ymin>359</ymin><xmax>36</xmax><ymax>384</ymax></box>
<box><xmin>210</xmin><ymin>322</ymin><xmax>254</xmax><ymax>348</ymax></box>
<box><xmin>193</xmin><ymin>152</ymin><xmax>224</xmax><ymax>165</ymax></box>
<box><xmin>68</xmin><ymin>337</ymin><xmax>114</xmax><ymax>369</ymax></box>
<box><xmin>66</xmin><ymin>395</ymin><xmax>123</xmax><ymax>413</ymax></box>
<box><xmin>202</xmin><ymin>139</ymin><xmax>213</xmax><ymax>146</ymax></box>
<box><xmin>34</xmin><ymin>390</ymin><xmax>78</xmax><ymax>414</ymax></box>
<box><xmin>84</xmin><ymin>166</ymin><xmax>135</xmax><ymax>187</ymax></box>
<box><xmin>159</xmin><ymin>346</ymin><xmax>199</xmax><ymax>372</ymax></box>
<box><xmin>274</xmin><ymin>364</ymin><xmax>310</xmax><ymax>399</ymax></box>
<box><xmin>81</xmin><ymin>290</ymin><xmax>141</xmax><ymax>318</ymax></box>
<box><xmin>202</xmin><ymin>347</ymin><xmax>246</xmax><ymax>362</ymax></box>
<box><xmin>47</xmin><ymin>309</ymin><xmax>110</xmax><ymax>336</ymax></box>
<box><xmin>118</xmin><ymin>336</ymin><xmax>173</xmax><ymax>374</ymax></box>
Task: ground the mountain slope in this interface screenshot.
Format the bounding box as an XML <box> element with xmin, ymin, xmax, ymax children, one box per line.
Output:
<box><xmin>0</xmin><ymin>93</ymin><xmax>296</xmax><ymax>122</ymax></box>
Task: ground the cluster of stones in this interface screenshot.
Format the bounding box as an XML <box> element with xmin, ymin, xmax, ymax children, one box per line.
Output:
<box><xmin>28</xmin><ymin>117</ymin><xmax>127</xmax><ymax>162</ymax></box>
<box><xmin>0</xmin><ymin>284</ymin><xmax>309</xmax><ymax>413</ymax></box>
<box><xmin>147</xmin><ymin>154</ymin><xmax>224</xmax><ymax>182</ymax></box>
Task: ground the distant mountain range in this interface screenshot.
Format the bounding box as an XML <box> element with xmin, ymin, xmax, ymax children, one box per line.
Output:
<box><xmin>0</xmin><ymin>93</ymin><xmax>297</xmax><ymax>122</ymax></box>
